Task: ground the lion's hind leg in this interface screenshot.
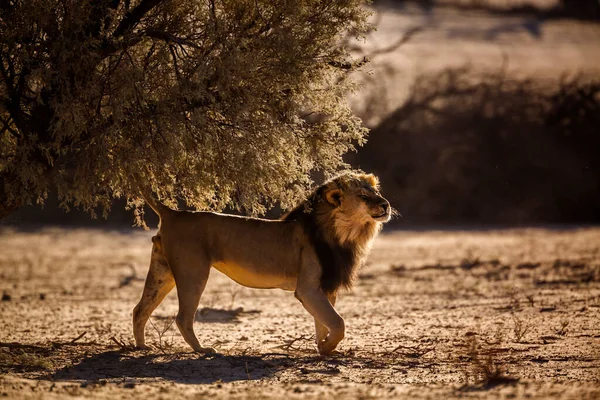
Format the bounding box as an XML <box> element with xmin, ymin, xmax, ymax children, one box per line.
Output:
<box><xmin>133</xmin><ymin>235</ymin><xmax>175</xmax><ymax>349</ymax></box>
<box><xmin>170</xmin><ymin>256</ymin><xmax>215</xmax><ymax>353</ymax></box>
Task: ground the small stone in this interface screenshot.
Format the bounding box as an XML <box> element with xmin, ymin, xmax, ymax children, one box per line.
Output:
<box><xmin>1</xmin><ymin>293</ymin><xmax>10</xmax><ymax>302</ymax></box>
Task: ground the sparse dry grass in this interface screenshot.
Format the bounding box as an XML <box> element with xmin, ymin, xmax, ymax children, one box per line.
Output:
<box><xmin>512</xmin><ymin>315</ymin><xmax>532</xmax><ymax>343</ymax></box>
<box><xmin>0</xmin><ymin>349</ymin><xmax>53</xmax><ymax>372</ymax></box>
<box><xmin>149</xmin><ymin>316</ymin><xmax>176</xmax><ymax>353</ymax></box>
<box><xmin>460</xmin><ymin>335</ymin><xmax>518</xmax><ymax>389</ymax></box>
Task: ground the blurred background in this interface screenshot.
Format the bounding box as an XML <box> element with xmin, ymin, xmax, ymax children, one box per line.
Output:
<box><xmin>4</xmin><ymin>0</ymin><xmax>600</xmax><ymax>227</ymax></box>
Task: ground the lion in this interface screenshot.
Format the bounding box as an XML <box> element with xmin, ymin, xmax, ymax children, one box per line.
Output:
<box><xmin>133</xmin><ymin>171</ymin><xmax>392</xmax><ymax>355</ymax></box>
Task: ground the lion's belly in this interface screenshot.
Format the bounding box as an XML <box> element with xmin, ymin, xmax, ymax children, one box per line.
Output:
<box><xmin>211</xmin><ymin>261</ymin><xmax>297</xmax><ymax>291</ymax></box>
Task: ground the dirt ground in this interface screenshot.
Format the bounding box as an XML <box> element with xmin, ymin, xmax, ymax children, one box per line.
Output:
<box><xmin>1</xmin><ymin>225</ymin><xmax>599</xmax><ymax>399</ymax></box>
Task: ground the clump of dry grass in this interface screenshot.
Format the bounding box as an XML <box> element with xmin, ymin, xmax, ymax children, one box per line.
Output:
<box><xmin>204</xmin><ymin>284</ymin><xmax>244</xmax><ymax>310</ymax></box>
<box><xmin>556</xmin><ymin>318</ymin><xmax>570</xmax><ymax>336</ymax></box>
<box><xmin>227</xmin><ymin>284</ymin><xmax>243</xmax><ymax>310</ymax></box>
<box><xmin>512</xmin><ymin>315</ymin><xmax>532</xmax><ymax>343</ymax></box>
<box><xmin>0</xmin><ymin>349</ymin><xmax>53</xmax><ymax>371</ymax></box>
<box><xmin>460</xmin><ymin>335</ymin><xmax>518</xmax><ymax>390</ymax></box>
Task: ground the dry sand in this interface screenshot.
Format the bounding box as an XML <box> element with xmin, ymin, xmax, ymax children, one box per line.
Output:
<box><xmin>1</xmin><ymin>226</ymin><xmax>599</xmax><ymax>399</ymax></box>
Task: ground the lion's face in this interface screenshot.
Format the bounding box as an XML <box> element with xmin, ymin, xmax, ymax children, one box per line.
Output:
<box><xmin>324</xmin><ymin>173</ymin><xmax>392</xmax><ymax>224</ymax></box>
<box><xmin>355</xmin><ymin>188</ymin><xmax>391</xmax><ymax>223</ymax></box>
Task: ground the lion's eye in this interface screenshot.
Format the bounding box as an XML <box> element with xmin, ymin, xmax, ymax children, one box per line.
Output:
<box><xmin>359</xmin><ymin>195</ymin><xmax>369</xmax><ymax>201</ymax></box>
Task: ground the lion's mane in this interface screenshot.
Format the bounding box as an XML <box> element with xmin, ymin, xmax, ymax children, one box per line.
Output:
<box><xmin>282</xmin><ymin>172</ymin><xmax>383</xmax><ymax>294</ymax></box>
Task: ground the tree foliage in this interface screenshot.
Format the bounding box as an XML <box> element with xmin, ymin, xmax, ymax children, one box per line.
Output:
<box><xmin>0</xmin><ymin>0</ymin><xmax>370</xmax><ymax>220</ymax></box>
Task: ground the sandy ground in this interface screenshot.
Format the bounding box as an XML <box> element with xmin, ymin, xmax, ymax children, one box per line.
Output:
<box><xmin>0</xmin><ymin>225</ymin><xmax>599</xmax><ymax>399</ymax></box>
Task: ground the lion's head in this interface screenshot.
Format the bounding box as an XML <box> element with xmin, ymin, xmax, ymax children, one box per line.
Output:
<box><xmin>284</xmin><ymin>171</ymin><xmax>392</xmax><ymax>246</ymax></box>
<box><xmin>322</xmin><ymin>172</ymin><xmax>391</xmax><ymax>220</ymax></box>
<box><xmin>313</xmin><ymin>172</ymin><xmax>391</xmax><ymax>246</ymax></box>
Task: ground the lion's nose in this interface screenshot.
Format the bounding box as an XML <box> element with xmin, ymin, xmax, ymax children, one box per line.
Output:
<box><xmin>379</xmin><ymin>201</ymin><xmax>389</xmax><ymax>213</ymax></box>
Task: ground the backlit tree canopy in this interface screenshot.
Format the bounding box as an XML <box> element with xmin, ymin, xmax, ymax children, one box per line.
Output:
<box><xmin>0</xmin><ymin>0</ymin><xmax>370</xmax><ymax>220</ymax></box>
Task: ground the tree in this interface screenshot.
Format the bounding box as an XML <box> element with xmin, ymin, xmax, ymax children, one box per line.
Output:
<box><xmin>0</xmin><ymin>0</ymin><xmax>370</xmax><ymax>221</ymax></box>
<box><xmin>560</xmin><ymin>0</ymin><xmax>600</xmax><ymax>20</ymax></box>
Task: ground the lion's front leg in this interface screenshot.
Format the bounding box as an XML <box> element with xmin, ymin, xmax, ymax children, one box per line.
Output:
<box><xmin>296</xmin><ymin>286</ymin><xmax>344</xmax><ymax>355</ymax></box>
<box><xmin>295</xmin><ymin>249</ymin><xmax>346</xmax><ymax>355</ymax></box>
<box><xmin>314</xmin><ymin>292</ymin><xmax>337</xmax><ymax>349</ymax></box>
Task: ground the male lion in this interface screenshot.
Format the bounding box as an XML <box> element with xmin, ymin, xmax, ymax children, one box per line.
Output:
<box><xmin>133</xmin><ymin>172</ymin><xmax>391</xmax><ymax>355</ymax></box>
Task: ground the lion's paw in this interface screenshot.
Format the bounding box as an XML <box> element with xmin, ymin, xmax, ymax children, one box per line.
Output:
<box><xmin>318</xmin><ymin>341</ymin><xmax>338</xmax><ymax>356</ymax></box>
<box><xmin>195</xmin><ymin>346</ymin><xmax>217</xmax><ymax>354</ymax></box>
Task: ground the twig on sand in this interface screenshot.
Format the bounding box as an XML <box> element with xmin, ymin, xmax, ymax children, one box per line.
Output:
<box><xmin>260</xmin><ymin>352</ymin><xmax>292</xmax><ymax>359</ymax></box>
<box><xmin>110</xmin><ymin>336</ymin><xmax>132</xmax><ymax>350</ymax></box>
<box><xmin>49</xmin><ymin>332</ymin><xmax>98</xmax><ymax>348</ymax></box>
<box><xmin>275</xmin><ymin>334</ymin><xmax>314</xmax><ymax>352</ymax></box>
<box><xmin>245</xmin><ymin>361</ymin><xmax>251</xmax><ymax>380</ymax></box>
<box><xmin>70</xmin><ymin>331</ymin><xmax>87</xmax><ymax>344</ymax></box>
<box><xmin>385</xmin><ymin>343</ymin><xmax>435</xmax><ymax>358</ymax></box>
<box><xmin>115</xmin><ymin>263</ymin><xmax>144</xmax><ymax>288</ymax></box>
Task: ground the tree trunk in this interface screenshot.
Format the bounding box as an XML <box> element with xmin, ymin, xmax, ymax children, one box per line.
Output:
<box><xmin>0</xmin><ymin>202</ymin><xmax>21</xmax><ymax>221</ymax></box>
<box><xmin>561</xmin><ymin>0</ymin><xmax>600</xmax><ymax>19</ymax></box>
<box><xmin>0</xmin><ymin>170</ymin><xmax>22</xmax><ymax>220</ymax></box>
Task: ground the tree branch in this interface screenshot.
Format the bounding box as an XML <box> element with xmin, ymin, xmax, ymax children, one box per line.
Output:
<box><xmin>328</xmin><ymin>56</ymin><xmax>368</xmax><ymax>71</ymax></box>
<box><xmin>145</xmin><ymin>28</ymin><xmax>202</xmax><ymax>49</ymax></box>
<box><xmin>168</xmin><ymin>45</ymin><xmax>182</xmax><ymax>81</ymax></box>
<box><xmin>0</xmin><ymin>169</ymin><xmax>23</xmax><ymax>220</ymax></box>
<box><xmin>15</xmin><ymin>66</ymin><xmax>30</xmax><ymax>101</ymax></box>
<box><xmin>0</xmin><ymin>53</ymin><xmax>17</xmax><ymax>99</ymax></box>
<box><xmin>0</xmin><ymin>54</ymin><xmax>28</xmax><ymax>135</ymax></box>
<box><xmin>0</xmin><ymin>116</ymin><xmax>18</xmax><ymax>138</ymax></box>
<box><xmin>113</xmin><ymin>0</ymin><xmax>165</xmax><ymax>37</ymax></box>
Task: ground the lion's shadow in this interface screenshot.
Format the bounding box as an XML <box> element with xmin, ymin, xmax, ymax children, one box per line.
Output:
<box><xmin>50</xmin><ymin>350</ymin><xmax>314</xmax><ymax>384</ymax></box>
<box><xmin>51</xmin><ymin>351</ymin><xmax>272</xmax><ymax>384</ymax></box>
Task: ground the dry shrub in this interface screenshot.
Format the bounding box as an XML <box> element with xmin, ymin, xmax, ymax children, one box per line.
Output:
<box><xmin>149</xmin><ymin>317</ymin><xmax>176</xmax><ymax>353</ymax></box>
<box><xmin>353</xmin><ymin>67</ymin><xmax>600</xmax><ymax>224</ymax></box>
<box><xmin>377</xmin><ymin>0</ymin><xmax>600</xmax><ymax>21</ymax></box>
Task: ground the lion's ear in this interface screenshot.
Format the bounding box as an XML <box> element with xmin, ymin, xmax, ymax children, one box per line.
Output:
<box><xmin>325</xmin><ymin>189</ymin><xmax>342</xmax><ymax>207</ymax></box>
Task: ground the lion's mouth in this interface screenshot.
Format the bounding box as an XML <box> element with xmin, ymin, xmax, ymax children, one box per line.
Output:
<box><xmin>371</xmin><ymin>212</ymin><xmax>390</xmax><ymax>222</ymax></box>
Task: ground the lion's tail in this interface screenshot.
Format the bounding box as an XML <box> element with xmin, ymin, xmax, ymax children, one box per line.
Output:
<box><xmin>139</xmin><ymin>187</ymin><xmax>174</xmax><ymax>217</ymax></box>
